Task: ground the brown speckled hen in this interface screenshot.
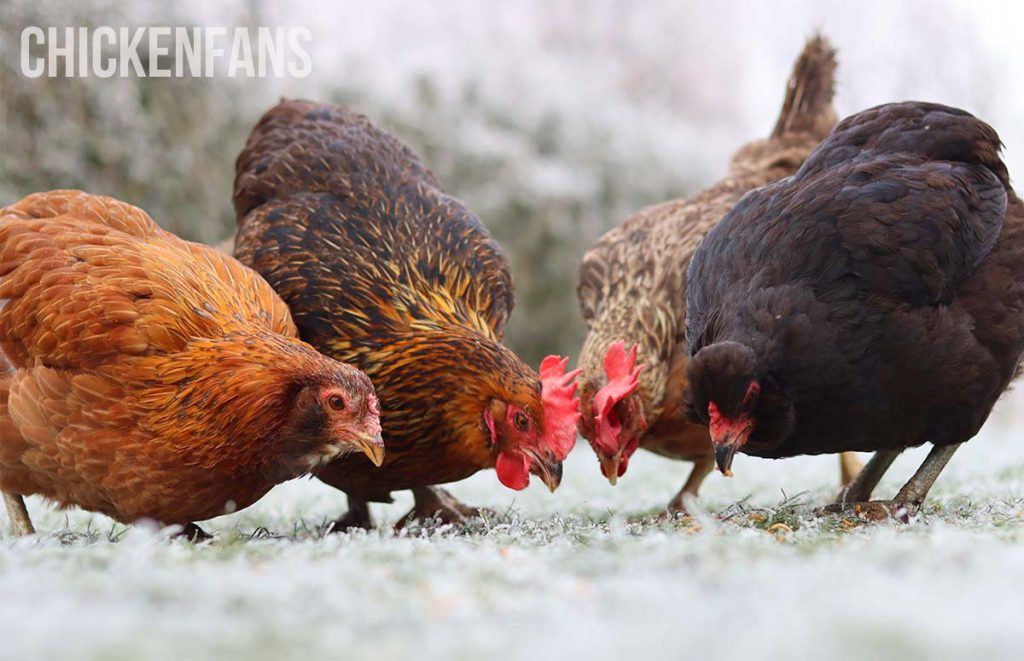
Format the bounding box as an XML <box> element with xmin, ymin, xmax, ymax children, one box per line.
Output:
<box><xmin>685</xmin><ymin>102</ymin><xmax>1024</xmax><ymax>519</ymax></box>
<box><xmin>576</xmin><ymin>35</ymin><xmax>861</xmax><ymax>513</ymax></box>
<box><xmin>0</xmin><ymin>191</ymin><xmax>383</xmax><ymax>537</ymax></box>
<box><xmin>232</xmin><ymin>101</ymin><xmax>580</xmax><ymax>529</ymax></box>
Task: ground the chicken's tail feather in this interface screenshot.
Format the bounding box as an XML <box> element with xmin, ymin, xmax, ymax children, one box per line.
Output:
<box><xmin>771</xmin><ymin>33</ymin><xmax>837</xmax><ymax>139</ymax></box>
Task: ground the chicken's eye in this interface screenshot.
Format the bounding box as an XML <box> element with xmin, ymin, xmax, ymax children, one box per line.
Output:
<box><xmin>513</xmin><ymin>411</ymin><xmax>530</xmax><ymax>432</ymax></box>
<box><xmin>327</xmin><ymin>394</ymin><xmax>346</xmax><ymax>411</ymax></box>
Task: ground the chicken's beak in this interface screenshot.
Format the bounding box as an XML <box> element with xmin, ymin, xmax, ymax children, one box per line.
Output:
<box><xmin>530</xmin><ymin>450</ymin><xmax>563</xmax><ymax>493</ymax></box>
<box><xmin>708</xmin><ymin>407</ymin><xmax>754</xmax><ymax>477</ymax></box>
<box><xmin>714</xmin><ymin>440</ymin><xmax>738</xmax><ymax>477</ymax></box>
<box><xmin>712</xmin><ymin>427</ymin><xmax>753</xmax><ymax>478</ymax></box>
<box><xmin>357</xmin><ymin>432</ymin><xmax>386</xmax><ymax>467</ymax></box>
<box><xmin>599</xmin><ymin>453</ymin><xmax>622</xmax><ymax>486</ymax></box>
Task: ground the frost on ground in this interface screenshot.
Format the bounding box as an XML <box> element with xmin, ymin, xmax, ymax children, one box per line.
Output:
<box><xmin>2</xmin><ymin>390</ymin><xmax>1023</xmax><ymax>661</ymax></box>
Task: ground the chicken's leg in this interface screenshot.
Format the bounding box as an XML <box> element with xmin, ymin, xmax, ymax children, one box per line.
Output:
<box><xmin>838</xmin><ymin>452</ymin><xmax>864</xmax><ymax>486</ymax></box>
<box><xmin>664</xmin><ymin>458</ymin><xmax>715</xmax><ymax>515</ymax></box>
<box><xmin>3</xmin><ymin>492</ymin><xmax>35</xmax><ymax>536</ymax></box>
<box><xmin>893</xmin><ymin>443</ymin><xmax>960</xmax><ymax>506</ymax></box>
<box><xmin>396</xmin><ymin>486</ymin><xmax>488</xmax><ymax>528</ymax></box>
<box><xmin>330</xmin><ymin>495</ymin><xmax>374</xmax><ymax>532</ymax></box>
<box><xmin>836</xmin><ymin>449</ymin><xmax>901</xmax><ymax>504</ymax></box>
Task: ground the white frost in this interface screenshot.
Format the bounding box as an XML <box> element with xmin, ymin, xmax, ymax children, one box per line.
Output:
<box><xmin>2</xmin><ymin>392</ymin><xmax>1022</xmax><ymax>661</ymax></box>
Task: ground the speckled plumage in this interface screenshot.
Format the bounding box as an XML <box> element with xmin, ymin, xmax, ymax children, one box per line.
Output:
<box><xmin>575</xmin><ymin>36</ymin><xmax>840</xmax><ymax>500</ymax></box>
<box><xmin>232</xmin><ymin>101</ymin><xmax>564</xmax><ymax>504</ymax></box>
<box><xmin>0</xmin><ymin>190</ymin><xmax>378</xmax><ymax>525</ymax></box>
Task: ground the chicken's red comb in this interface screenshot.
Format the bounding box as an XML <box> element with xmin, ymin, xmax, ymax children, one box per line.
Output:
<box><xmin>594</xmin><ymin>341</ymin><xmax>643</xmax><ymax>426</ymax></box>
<box><xmin>539</xmin><ymin>355</ymin><xmax>582</xmax><ymax>460</ymax></box>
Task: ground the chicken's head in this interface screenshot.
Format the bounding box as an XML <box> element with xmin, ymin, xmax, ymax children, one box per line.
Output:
<box><xmin>685</xmin><ymin>341</ymin><xmax>792</xmax><ymax>476</ymax></box>
<box><xmin>578</xmin><ymin>341</ymin><xmax>647</xmax><ymax>485</ymax></box>
<box><xmin>282</xmin><ymin>366</ymin><xmax>385</xmax><ymax>473</ymax></box>
<box><xmin>485</xmin><ymin>355</ymin><xmax>582</xmax><ymax>493</ymax></box>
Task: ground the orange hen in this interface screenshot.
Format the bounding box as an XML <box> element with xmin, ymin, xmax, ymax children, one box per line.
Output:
<box><xmin>0</xmin><ymin>191</ymin><xmax>383</xmax><ymax>534</ymax></box>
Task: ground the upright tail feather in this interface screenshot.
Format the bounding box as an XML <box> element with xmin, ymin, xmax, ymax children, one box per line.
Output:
<box><xmin>771</xmin><ymin>34</ymin><xmax>837</xmax><ymax>139</ymax></box>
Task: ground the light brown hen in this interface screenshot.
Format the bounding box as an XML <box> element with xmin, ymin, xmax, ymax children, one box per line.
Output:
<box><xmin>575</xmin><ymin>36</ymin><xmax>862</xmax><ymax>513</ymax></box>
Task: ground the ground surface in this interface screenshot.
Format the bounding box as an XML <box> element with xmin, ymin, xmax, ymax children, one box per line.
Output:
<box><xmin>2</xmin><ymin>392</ymin><xmax>1023</xmax><ymax>661</ymax></box>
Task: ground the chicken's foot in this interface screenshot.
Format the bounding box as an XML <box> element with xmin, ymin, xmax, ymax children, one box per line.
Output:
<box><xmin>329</xmin><ymin>496</ymin><xmax>374</xmax><ymax>532</ymax></box>
<box><xmin>822</xmin><ymin>444</ymin><xmax>959</xmax><ymax>522</ymax></box>
<box><xmin>173</xmin><ymin>523</ymin><xmax>212</xmax><ymax>542</ymax></box>
<box><xmin>825</xmin><ymin>500</ymin><xmax>918</xmax><ymax>523</ymax></box>
<box><xmin>663</xmin><ymin>458</ymin><xmax>715</xmax><ymax>517</ymax></box>
<box><xmin>3</xmin><ymin>492</ymin><xmax>35</xmax><ymax>537</ymax></box>
<box><xmin>396</xmin><ymin>486</ymin><xmax>488</xmax><ymax>529</ymax></box>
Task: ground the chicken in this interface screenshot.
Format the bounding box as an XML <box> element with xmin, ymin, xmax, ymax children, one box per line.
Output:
<box><xmin>576</xmin><ymin>35</ymin><xmax>861</xmax><ymax>513</ymax></box>
<box><xmin>0</xmin><ymin>190</ymin><xmax>384</xmax><ymax>536</ymax></box>
<box><xmin>232</xmin><ymin>101</ymin><xmax>580</xmax><ymax>529</ymax></box>
<box><xmin>684</xmin><ymin>102</ymin><xmax>1024</xmax><ymax>519</ymax></box>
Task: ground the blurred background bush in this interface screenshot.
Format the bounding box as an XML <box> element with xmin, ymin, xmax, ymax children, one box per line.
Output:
<box><xmin>3</xmin><ymin>0</ymin><xmax>1022</xmax><ymax>365</ymax></box>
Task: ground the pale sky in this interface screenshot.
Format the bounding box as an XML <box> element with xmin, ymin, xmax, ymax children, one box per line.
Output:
<box><xmin>199</xmin><ymin>0</ymin><xmax>1024</xmax><ymax>179</ymax></box>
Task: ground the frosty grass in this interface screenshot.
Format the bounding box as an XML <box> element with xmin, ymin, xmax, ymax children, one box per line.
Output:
<box><xmin>2</xmin><ymin>390</ymin><xmax>1022</xmax><ymax>661</ymax></box>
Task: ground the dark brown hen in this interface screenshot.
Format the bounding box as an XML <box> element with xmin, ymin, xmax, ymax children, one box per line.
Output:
<box><xmin>232</xmin><ymin>101</ymin><xmax>580</xmax><ymax>529</ymax></box>
<box><xmin>685</xmin><ymin>102</ymin><xmax>1024</xmax><ymax>517</ymax></box>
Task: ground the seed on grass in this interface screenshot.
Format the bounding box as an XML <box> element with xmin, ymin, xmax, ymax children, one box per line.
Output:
<box><xmin>840</xmin><ymin>517</ymin><xmax>859</xmax><ymax>530</ymax></box>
